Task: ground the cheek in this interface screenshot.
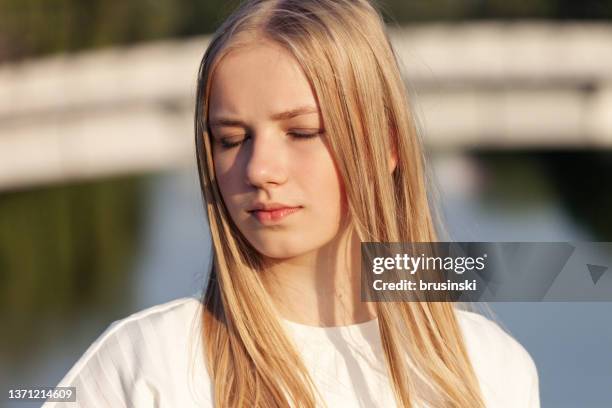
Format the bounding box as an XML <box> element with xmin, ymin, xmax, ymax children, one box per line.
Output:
<box><xmin>213</xmin><ymin>156</ymin><xmax>241</xmax><ymax>213</ymax></box>
<box><xmin>212</xmin><ymin>149</ymin><xmax>232</xmax><ymax>181</ymax></box>
<box><xmin>301</xmin><ymin>154</ymin><xmax>345</xmax><ymax>219</ymax></box>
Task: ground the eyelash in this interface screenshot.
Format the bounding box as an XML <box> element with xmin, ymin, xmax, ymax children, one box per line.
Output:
<box><xmin>219</xmin><ymin>131</ymin><xmax>323</xmax><ymax>150</ymax></box>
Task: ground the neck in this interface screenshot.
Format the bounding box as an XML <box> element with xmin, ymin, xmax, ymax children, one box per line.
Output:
<box><xmin>260</xmin><ymin>222</ymin><xmax>377</xmax><ymax>327</ymax></box>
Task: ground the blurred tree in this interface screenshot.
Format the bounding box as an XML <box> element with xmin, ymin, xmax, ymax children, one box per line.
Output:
<box><xmin>541</xmin><ymin>151</ymin><xmax>612</xmax><ymax>241</ymax></box>
<box><xmin>1</xmin><ymin>0</ymin><xmax>611</xmax><ymax>62</ymax></box>
<box><xmin>476</xmin><ymin>151</ymin><xmax>612</xmax><ymax>241</ymax></box>
<box><xmin>0</xmin><ymin>176</ymin><xmax>145</xmax><ymax>358</ymax></box>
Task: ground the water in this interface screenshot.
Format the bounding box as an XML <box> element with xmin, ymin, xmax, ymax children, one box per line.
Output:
<box><xmin>2</xmin><ymin>151</ymin><xmax>611</xmax><ymax>407</ymax></box>
<box><xmin>434</xmin><ymin>151</ymin><xmax>612</xmax><ymax>408</ymax></box>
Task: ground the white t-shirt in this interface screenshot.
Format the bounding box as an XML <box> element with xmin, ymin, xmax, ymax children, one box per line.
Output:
<box><xmin>42</xmin><ymin>295</ymin><xmax>540</xmax><ymax>407</ymax></box>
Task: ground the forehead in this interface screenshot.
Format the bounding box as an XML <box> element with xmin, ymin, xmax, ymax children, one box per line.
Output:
<box><xmin>208</xmin><ymin>41</ymin><xmax>318</xmax><ymax>119</ymax></box>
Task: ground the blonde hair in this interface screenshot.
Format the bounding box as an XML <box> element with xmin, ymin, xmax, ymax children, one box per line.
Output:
<box><xmin>194</xmin><ymin>0</ymin><xmax>486</xmax><ymax>406</ymax></box>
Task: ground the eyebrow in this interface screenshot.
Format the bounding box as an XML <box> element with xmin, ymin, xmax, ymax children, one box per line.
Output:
<box><xmin>208</xmin><ymin>105</ymin><xmax>319</xmax><ymax>128</ymax></box>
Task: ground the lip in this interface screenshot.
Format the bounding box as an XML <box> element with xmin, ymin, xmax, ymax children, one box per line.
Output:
<box><xmin>249</xmin><ymin>206</ymin><xmax>302</xmax><ymax>224</ymax></box>
<box><xmin>248</xmin><ymin>201</ymin><xmax>300</xmax><ymax>211</ymax></box>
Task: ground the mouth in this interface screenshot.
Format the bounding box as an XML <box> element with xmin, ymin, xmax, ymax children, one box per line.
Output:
<box><xmin>248</xmin><ymin>206</ymin><xmax>303</xmax><ymax>224</ymax></box>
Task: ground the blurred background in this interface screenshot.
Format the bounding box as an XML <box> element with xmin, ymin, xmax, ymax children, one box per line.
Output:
<box><xmin>1</xmin><ymin>1</ymin><xmax>611</xmax><ymax>407</ymax></box>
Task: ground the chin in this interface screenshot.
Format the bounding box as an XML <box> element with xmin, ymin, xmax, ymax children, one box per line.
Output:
<box><xmin>258</xmin><ymin>247</ymin><xmax>302</xmax><ymax>260</ymax></box>
<box><xmin>251</xmin><ymin>240</ymin><xmax>310</xmax><ymax>260</ymax></box>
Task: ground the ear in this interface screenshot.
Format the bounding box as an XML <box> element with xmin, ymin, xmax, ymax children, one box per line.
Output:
<box><xmin>388</xmin><ymin>142</ymin><xmax>398</xmax><ymax>173</ymax></box>
<box><xmin>389</xmin><ymin>135</ymin><xmax>397</xmax><ymax>173</ymax></box>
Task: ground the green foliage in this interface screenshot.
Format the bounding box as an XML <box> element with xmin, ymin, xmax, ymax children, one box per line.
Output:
<box><xmin>0</xmin><ymin>0</ymin><xmax>611</xmax><ymax>61</ymax></box>
<box><xmin>475</xmin><ymin>151</ymin><xmax>612</xmax><ymax>241</ymax></box>
<box><xmin>0</xmin><ymin>176</ymin><xmax>145</xmax><ymax>356</ymax></box>
<box><xmin>0</xmin><ymin>0</ymin><xmax>235</xmax><ymax>61</ymax></box>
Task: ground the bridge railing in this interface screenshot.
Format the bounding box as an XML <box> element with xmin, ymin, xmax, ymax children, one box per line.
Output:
<box><xmin>1</xmin><ymin>22</ymin><xmax>611</xmax><ymax>191</ymax></box>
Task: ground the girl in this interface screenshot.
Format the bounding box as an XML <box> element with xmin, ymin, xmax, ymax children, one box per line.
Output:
<box><xmin>47</xmin><ymin>0</ymin><xmax>539</xmax><ymax>407</ymax></box>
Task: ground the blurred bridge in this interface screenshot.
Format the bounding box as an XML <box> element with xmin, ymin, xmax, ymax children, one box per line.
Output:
<box><xmin>0</xmin><ymin>22</ymin><xmax>611</xmax><ymax>191</ymax></box>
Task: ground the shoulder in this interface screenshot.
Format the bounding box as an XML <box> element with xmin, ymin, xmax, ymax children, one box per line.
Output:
<box><xmin>66</xmin><ymin>295</ymin><xmax>204</xmax><ymax>382</ymax></box>
<box><xmin>44</xmin><ymin>295</ymin><xmax>212</xmax><ymax>407</ymax></box>
<box><xmin>454</xmin><ymin>308</ymin><xmax>540</xmax><ymax>408</ymax></box>
<box><xmin>102</xmin><ymin>295</ymin><xmax>205</xmax><ymax>347</ymax></box>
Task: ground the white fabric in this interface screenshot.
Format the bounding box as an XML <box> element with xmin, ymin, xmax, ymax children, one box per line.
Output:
<box><xmin>43</xmin><ymin>295</ymin><xmax>540</xmax><ymax>407</ymax></box>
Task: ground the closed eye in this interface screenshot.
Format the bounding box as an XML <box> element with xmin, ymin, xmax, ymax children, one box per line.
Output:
<box><xmin>288</xmin><ymin>130</ymin><xmax>324</xmax><ymax>140</ymax></box>
<box><xmin>218</xmin><ymin>130</ymin><xmax>324</xmax><ymax>150</ymax></box>
<box><xmin>219</xmin><ymin>136</ymin><xmax>246</xmax><ymax>149</ymax></box>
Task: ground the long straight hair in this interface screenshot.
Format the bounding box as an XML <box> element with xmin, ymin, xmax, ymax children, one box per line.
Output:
<box><xmin>194</xmin><ymin>1</ymin><xmax>486</xmax><ymax>406</ymax></box>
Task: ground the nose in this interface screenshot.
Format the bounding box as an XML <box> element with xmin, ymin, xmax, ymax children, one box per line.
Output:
<box><xmin>245</xmin><ymin>131</ymin><xmax>288</xmax><ymax>189</ymax></box>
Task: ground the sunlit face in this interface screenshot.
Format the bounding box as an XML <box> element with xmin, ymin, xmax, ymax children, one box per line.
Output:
<box><xmin>208</xmin><ymin>40</ymin><xmax>348</xmax><ymax>260</ymax></box>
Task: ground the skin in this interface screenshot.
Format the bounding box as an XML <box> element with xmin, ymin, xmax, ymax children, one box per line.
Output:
<box><xmin>208</xmin><ymin>39</ymin><xmax>393</xmax><ymax>326</ymax></box>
